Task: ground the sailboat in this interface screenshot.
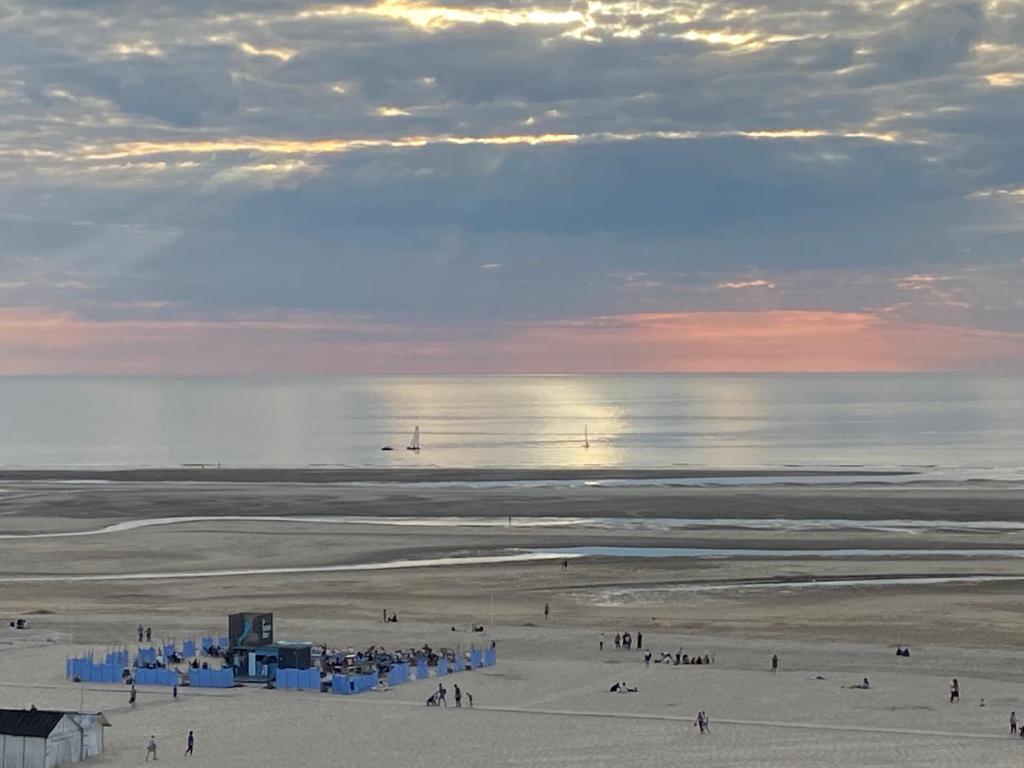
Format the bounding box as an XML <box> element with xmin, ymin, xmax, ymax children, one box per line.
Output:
<box><xmin>584</xmin><ymin>425</ymin><xmax>590</xmax><ymax>449</ymax></box>
<box><xmin>407</xmin><ymin>426</ymin><xmax>421</xmax><ymax>451</ymax></box>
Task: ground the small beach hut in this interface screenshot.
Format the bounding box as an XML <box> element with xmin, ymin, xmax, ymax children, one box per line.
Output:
<box><xmin>0</xmin><ymin>709</ymin><xmax>108</xmax><ymax>768</ymax></box>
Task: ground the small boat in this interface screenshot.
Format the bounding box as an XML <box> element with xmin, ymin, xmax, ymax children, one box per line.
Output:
<box><xmin>380</xmin><ymin>446</ymin><xmax>394</xmax><ymax>451</ymax></box>
<box><xmin>407</xmin><ymin>426</ymin><xmax>421</xmax><ymax>451</ymax></box>
<box><xmin>584</xmin><ymin>425</ymin><xmax>590</xmax><ymax>449</ymax></box>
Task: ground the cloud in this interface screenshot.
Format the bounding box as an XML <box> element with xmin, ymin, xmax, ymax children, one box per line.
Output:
<box><xmin>1</xmin><ymin>0</ymin><xmax>1024</xmax><ymax>371</ymax></box>
<box><xmin>718</xmin><ymin>279</ymin><xmax>776</xmax><ymax>290</ymax></box>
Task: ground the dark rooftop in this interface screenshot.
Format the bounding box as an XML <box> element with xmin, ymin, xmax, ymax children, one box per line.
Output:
<box><xmin>0</xmin><ymin>709</ymin><xmax>66</xmax><ymax>738</ymax></box>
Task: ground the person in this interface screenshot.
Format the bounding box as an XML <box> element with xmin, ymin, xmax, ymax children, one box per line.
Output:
<box><xmin>561</xmin><ymin>559</ymin><xmax>568</xmax><ymax>570</ymax></box>
<box><xmin>644</xmin><ymin>650</ymin><xmax>652</xmax><ymax>667</ymax></box>
<box><xmin>145</xmin><ymin>736</ymin><xmax>157</xmax><ymax>762</ymax></box>
<box><xmin>437</xmin><ymin>683</ymin><xmax>447</xmax><ymax>707</ymax></box>
<box><xmin>146</xmin><ymin>627</ymin><xmax>152</xmax><ymax>642</ymax></box>
<box><xmin>614</xmin><ymin>634</ymin><xmax>621</xmax><ymax>650</ymax></box>
<box><xmin>129</xmin><ymin>685</ymin><xmax>137</xmax><ymax>708</ymax></box>
<box><xmin>693</xmin><ymin>711</ymin><xmax>707</xmax><ymax>733</ymax></box>
<box><xmin>544</xmin><ymin>603</ymin><xmax>549</xmax><ymax>620</ymax></box>
<box><xmin>383</xmin><ymin>609</ymin><xmax>388</xmax><ymax>623</ymax></box>
<box><xmin>454</xmin><ymin>684</ymin><xmax>462</xmax><ymax>708</ymax></box>
<box><xmin>425</xmin><ymin>692</ymin><xmax>439</xmax><ymax>706</ymax></box>
<box><xmin>771</xmin><ymin>654</ymin><xmax>779</xmax><ymax>674</ymax></box>
<box><xmin>950</xmin><ymin>678</ymin><xmax>960</xmax><ymax>703</ymax></box>
<box><xmin>137</xmin><ymin>625</ymin><xmax>144</xmax><ymax>643</ymax></box>
<box><xmin>1011</xmin><ymin>711</ymin><xmax>1018</xmax><ymax>736</ymax></box>
<box><xmin>184</xmin><ymin>731</ymin><xmax>194</xmax><ymax>756</ymax></box>
<box><xmin>599</xmin><ymin>633</ymin><xmax>604</xmax><ymax>651</ymax></box>
<box><xmin>466</xmin><ymin>691</ymin><xmax>474</xmax><ymax>707</ymax></box>
<box><xmin>636</xmin><ymin>631</ymin><xmax>643</xmax><ymax>650</ymax></box>
<box><xmin>172</xmin><ymin>684</ymin><xmax>178</xmax><ymax>701</ymax></box>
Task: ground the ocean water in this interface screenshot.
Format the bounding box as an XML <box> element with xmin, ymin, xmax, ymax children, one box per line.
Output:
<box><xmin>0</xmin><ymin>374</ymin><xmax>1022</xmax><ymax>475</ymax></box>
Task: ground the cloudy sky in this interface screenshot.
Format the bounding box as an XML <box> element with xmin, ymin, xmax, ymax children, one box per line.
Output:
<box><xmin>1</xmin><ymin>0</ymin><xmax>1023</xmax><ymax>373</ymax></box>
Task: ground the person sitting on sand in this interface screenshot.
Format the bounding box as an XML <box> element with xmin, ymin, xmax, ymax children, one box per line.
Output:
<box><xmin>847</xmin><ymin>678</ymin><xmax>870</xmax><ymax>689</ymax></box>
<box><xmin>609</xmin><ymin>681</ymin><xmax>638</xmax><ymax>693</ymax></box>
<box><xmin>426</xmin><ymin>692</ymin><xmax>439</xmax><ymax>706</ymax></box>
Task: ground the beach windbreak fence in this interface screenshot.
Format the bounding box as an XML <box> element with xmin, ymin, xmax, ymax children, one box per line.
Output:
<box><xmin>274</xmin><ymin>668</ymin><xmax>321</xmax><ymax>691</ymax></box>
<box><xmin>188</xmin><ymin>668</ymin><xmax>235</xmax><ymax>688</ymax></box>
<box><xmin>330</xmin><ymin>672</ymin><xmax>380</xmax><ymax>695</ymax></box>
<box><xmin>388</xmin><ymin>663</ymin><xmax>410</xmax><ymax>686</ymax></box>
<box><xmin>66</xmin><ymin>649</ymin><xmax>130</xmax><ymax>683</ymax></box>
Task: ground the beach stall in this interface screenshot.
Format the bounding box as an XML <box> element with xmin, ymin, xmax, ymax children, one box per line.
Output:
<box><xmin>226</xmin><ymin>613</ymin><xmax>314</xmax><ymax>682</ymax></box>
<box><xmin>0</xmin><ymin>709</ymin><xmax>109</xmax><ymax>768</ymax></box>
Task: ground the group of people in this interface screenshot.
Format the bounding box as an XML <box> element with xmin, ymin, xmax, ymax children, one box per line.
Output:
<box><xmin>136</xmin><ymin>625</ymin><xmax>153</xmax><ymax>643</ymax></box>
<box><xmin>426</xmin><ymin>682</ymin><xmax>473</xmax><ymax>707</ymax></box>
<box><xmin>599</xmin><ymin>631</ymin><xmax>643</xmax><ymax>651</ymax></box>
<box><xmin>318</xmin><ymin>641</ymin><xmax>489</xmax><ymax>678</ymax></box>
<box><xmin>651</xmin><ymin>651</ymin><xmax>713</xmax><ymax>666</ymax></box>
<box><xmin>145</xmin><ymin>731</ymin><xmax>194</xmax><ymax>761</ymax></box>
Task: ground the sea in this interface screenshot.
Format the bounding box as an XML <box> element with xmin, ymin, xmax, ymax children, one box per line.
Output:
<box><xmin>0</xmin><ymin>374</ymin><xmax>1021</xmax><ymax>480</ymax></box>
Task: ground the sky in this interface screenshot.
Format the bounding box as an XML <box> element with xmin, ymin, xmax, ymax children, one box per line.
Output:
<box><xmin>1</xmin><ymin>0</ymin><xmax>1023</xmax><ymax>373</ymax></box>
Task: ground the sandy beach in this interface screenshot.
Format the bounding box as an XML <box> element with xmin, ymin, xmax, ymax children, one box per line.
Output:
<box><xmin>3</xmin><ymin>476</ymin><xmax>1024</xmax><ymax>765</ymax></box>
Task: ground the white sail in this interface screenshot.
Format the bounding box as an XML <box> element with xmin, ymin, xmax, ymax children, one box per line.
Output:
<box><xmin>407</xmin><ymin>426</ymin><xmax>421</xmax><ymax>451</ymax></box>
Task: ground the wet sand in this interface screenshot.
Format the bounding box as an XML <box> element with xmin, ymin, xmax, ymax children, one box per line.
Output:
<box><xmin>1</xmin><ymin>479</ymin><xmax>1024</xmax><ymax>648</ymax></box>
<box><xmin>3</xmin><ymin>477</ymin><xmax>1024</xmax><ymax>766</ymax></box>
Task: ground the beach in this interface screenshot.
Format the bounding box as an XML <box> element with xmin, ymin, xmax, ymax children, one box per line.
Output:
<box><xmin>3</xmin><ymin>475</ymin><xmax>1024</xmax><ymax>765</ymax></box>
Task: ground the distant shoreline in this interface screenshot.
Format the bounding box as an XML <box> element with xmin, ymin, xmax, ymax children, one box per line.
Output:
<box><xmin>0</xmin><ymin>467</ymin><xmax>916</xmax><ymax>483</ymax></box>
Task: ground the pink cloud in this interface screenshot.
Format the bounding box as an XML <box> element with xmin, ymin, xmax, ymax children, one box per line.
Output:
<box><xmin>1</xmin><ymin>307</ymin><xmax>1022</xmax><ymax>374</ymax></box>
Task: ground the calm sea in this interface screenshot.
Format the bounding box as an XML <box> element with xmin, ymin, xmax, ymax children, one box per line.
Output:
<box><xmin>0</xmin><ymin>374</ymin><xmax>1021</xmax><ymax>477</ymax></box>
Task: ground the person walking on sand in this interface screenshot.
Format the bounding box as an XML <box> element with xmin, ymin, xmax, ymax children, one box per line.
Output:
<box><xmin>184</xmin><ymin>731</ymin><xmax>194</xmax><ymax>756</ymax></box>
<box><xmin>544</xmin><ymin>602</ymin><xmax>549</xmax><ymax>620</ymax></box>
<box><xmin>137</xmin><ymin>625</ymin><xmax>144</xmax><ymax>643</ymax></box>
<box><xmin>454</xmin><ymin>684</ymin><xmax>462</xmax><ymax>708</ymax></box>
<box><xmin>1011</xmin><ymin>711</ymin><xmax>1018</xmax><ymax>736</ymax></box>
<box><xmin>637</xmin><ymin>631</ymin><xmax>643</xmax><ymax>651</ymax></box>
<box><xmin>615</xmin><ymin>633</ymin><xmax>621</xmax><ymax>650</ymax></box>
<box><xmin>172</xmin><ymin>684</ymin><xmax>178</xmax><ymax>701</ymax></box>
<box><xmin>145</xmin><ymin>736</ymin><xmax>157</xmax><ymax>761</ymax></box>
<box><xmin>438</xmin><ymin>683</ymin><xmax>447</xmax><ymax>707</ymax></box>
<box><xmin>950</xmin><ymin>678</ymin><xmax>960</xmax><ymax>703</ymax></box>
<box><xmin>145</xmin><ymin>627</ymin><xmax>152</xmax><ymax>642</ymax></box>
<box><xmin>771</xmin><ymin>654</ymin><xmax>779</xmax><ymax>674</ymax></box>
<box><xmin>129</xmin><ymin>685</ymin><xmax>137</xmax><ymax>708</ymax></box>
<box><xmin>466</xmin><ymin>691</ymin><xmax>474</xmax><ymax>707</ymax></box>
<box><xmin>599</xmin><ymin>633</ymin><xmax>604</xmax><ymax>651</ymax></box>
<box><xmin>694</xmin><ymin>711</ymin><xmax>709</xmax><ymax>734</ymax></box>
